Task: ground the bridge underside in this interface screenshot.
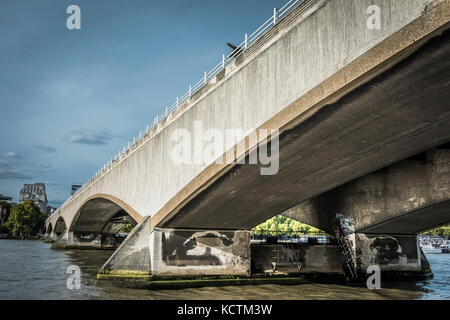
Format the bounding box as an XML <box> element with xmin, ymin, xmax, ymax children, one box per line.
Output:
<box><xmin>159</xmin><ymin>29</ymin><xmax>450</xmax><ymax>231</ymax></box>
<box><xmin>283</xmin><ymin>147</ymin><xmax>450</xmax><ymax>234</ymax></box>
<box><xmin>359</xmin><ymin>199</ymin><xmax>450</xmax><ymax>234</ymax></box>
<box><xmin>70</xmin><ymin>197</ymin><xmax>136</xmax><ymax>234</ymax></box>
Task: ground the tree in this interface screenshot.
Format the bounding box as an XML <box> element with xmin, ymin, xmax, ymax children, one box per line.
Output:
<box><xmin>0</xmin><ymin>201</ymin><xmax>12</xmax><ymax>233</ymax></box>
<box><xmin>5</xmin><ymin>201</ymin><xmax>47</xmax><ymax>238</ymax></box>
<box><xmin>422</xmin><ymin>225</ymin><xmax>450</xmax><ymax>239</ymax></box>
<box><xmin>119</xmin><ymin>223</ymin><xmax>134</xmax><ymax>233</ymax></box>
<box><xmin>252</xmin><ymin>215</ymin><xmax>325</xmax><ymax>236</ymax></box>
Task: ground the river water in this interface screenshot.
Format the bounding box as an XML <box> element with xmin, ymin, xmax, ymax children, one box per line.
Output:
<box><xmin>0</xmin><ymin>240</ymin><xmax>448</xmax><ymax>300</ymax></box>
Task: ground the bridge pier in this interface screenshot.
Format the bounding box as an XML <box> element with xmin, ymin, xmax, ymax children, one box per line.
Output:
<box><xmin>98</xmin><ymin>220</ymin><xmax>251</xmax><ymax>280</ymax></box>
<box><xmin>50</xmin><ymin>231</ymin><xmax>70</xmax><ymax>249</ymax></box>
<box><xmin>354</xmin><ymin>233</ymin><xmax>431</xmax><ymax>277</ymax></box>
<box><xmin>149</xmin><ymin>227</ymin><xmax>251</xmax><ymax>278</ymax></box>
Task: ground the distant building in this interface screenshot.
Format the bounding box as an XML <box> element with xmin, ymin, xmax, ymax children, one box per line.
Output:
<box><xmin>71</xmin><ymin>185</ymin><xmax>81</xmax><ymax>195</ymax></box>
<box><xmin>0</xmin><ymin>194</ymin><xmax>12</xmax><ymax>203</ymax></box>
<box><xmin>19</xmin><ymin>183</ymin><xmax>47</xmax><ymax>213</ymax></box>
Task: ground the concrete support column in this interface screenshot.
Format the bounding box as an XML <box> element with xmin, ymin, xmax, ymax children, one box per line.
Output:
<box><xmin>98</xmin><ymin>216</ymin><xmax>152</xmax><ymax>279</ymax></box>
<box><xmin>150</xmin><ymin>227</ymin><xmax>251</xmax><ymax>277</ymax></box>
<box><xmin>50</xmin><ymin>230</ymin><xmax>70</xmax><ymax>249</ymax></box>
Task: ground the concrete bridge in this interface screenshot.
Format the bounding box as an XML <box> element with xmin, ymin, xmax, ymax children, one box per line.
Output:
<box><xmin>45</xmin><ymin>0</ymin><xmax>450</xmax><ymax>281</ymax></box>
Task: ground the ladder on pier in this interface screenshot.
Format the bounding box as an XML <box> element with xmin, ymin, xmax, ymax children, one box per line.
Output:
<box><xmin>336</xmin><ymin>228</ymin><xmax>358</xmax><ymax>279</ymax></box>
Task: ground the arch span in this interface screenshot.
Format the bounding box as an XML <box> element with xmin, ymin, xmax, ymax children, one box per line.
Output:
<box><xmin>69</xmin><ymin>193</ymin><xmax>142</xmax><ymax>233</ymax></box>
<box><xmin>66</xmin><ymin>194</ymin><xmax>141</xmax><ymax>249</ymax></box>
<box><xmin>54</xmin><ymin>217</ymin><xmax>67</xmax><ymax>236</ymax></box>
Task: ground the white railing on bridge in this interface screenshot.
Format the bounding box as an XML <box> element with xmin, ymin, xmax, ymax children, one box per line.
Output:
<box><xmin>48</xmin><ymin>0</ymin><xmax>302</xmax><ymax>220</ymax></box>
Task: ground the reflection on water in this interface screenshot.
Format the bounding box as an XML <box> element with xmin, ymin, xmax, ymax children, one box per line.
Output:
<box><xmin>0</xmin><ymin>240</ymin><xmax>448</xmax><ymax>300</ymax></box>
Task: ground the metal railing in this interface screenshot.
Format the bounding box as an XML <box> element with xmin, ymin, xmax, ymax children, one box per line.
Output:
<box><xmin>48</xmin><ymin>0</ymin><xmax>302</xmax><ymax>220</ymax></box>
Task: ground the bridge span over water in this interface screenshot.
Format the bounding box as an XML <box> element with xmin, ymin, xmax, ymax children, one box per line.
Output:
<box><xmin>45</xmin><ymin>0</ymin><xmax>450</xmax><ymax>281</ymax></box>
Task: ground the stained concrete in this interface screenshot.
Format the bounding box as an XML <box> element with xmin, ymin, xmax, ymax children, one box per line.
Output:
<box><xmin>251</xmin><ymin>244</ymin><xmax>344</xmax><ymax>275</ymax></box>
<box><xmin>99</xmin><ymin>216</ymin><xmax>152</xmax><ymax>277</ymax></box>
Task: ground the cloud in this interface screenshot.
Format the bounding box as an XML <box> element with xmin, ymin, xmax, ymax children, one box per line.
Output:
<box><xmin>65</xmin><ymin>129</ymin><xmax>112</xmax><ymax>145</ymax></box>
<box><xmin>34</xmin><ymin>145</ymin><xmax>56</xmax><ymax>153</ymax></box>
<box><xmin>0</xmin><ymin>170</ymin><xmax>32</xmax><ymax>180</ymax></box>
<box><xmin>0</xmin><ymin>159</ymin><xmax>14</xmax><ymax>170</ymax></box>
<box><xmin>2</xmin><ymin>152</ymin><xmax>23</xmax><ymax>159</ymax></box>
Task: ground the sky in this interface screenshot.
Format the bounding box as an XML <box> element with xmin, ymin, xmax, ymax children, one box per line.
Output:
<box><xmin>0</xmin><ymin>0</ymin><xmax>286</xmax><ymax>206</ymax></box>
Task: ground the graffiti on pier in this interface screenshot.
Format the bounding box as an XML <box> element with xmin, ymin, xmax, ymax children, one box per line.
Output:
<box><xmin>356</xmin><ymin>234</ymin><xmax>419</xmax><ymax>271</ymax></box>
<box><xmin>161</xmin><ymin>230</ymin><xmax>246</xmax><ymax>267</ymax></box>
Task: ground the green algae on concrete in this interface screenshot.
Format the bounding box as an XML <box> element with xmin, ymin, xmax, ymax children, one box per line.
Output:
<box><xmin>95</xmin><ymin>272</ymin><xmax>349</xmax><ymax>290</ymax></box>
<box><xmin>97</xmin><ymin>269</ymin><xmax>152</xmax><ymax>281</ymax></box>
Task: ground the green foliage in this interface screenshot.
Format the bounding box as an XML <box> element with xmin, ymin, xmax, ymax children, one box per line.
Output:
<box><xmin>5</xmin><ymin>201</ymin><xmax>47</xmax><ymax>237</ymax></box>
<box><xmin>252</xmin><ymin>215</ymin><xmax>325</xmax><ymax>236</ymax></box>
<box><xmin>0</xmin><ymin>224</ymin><xmax>9</xmax><ymax>234</ymax></box>
<box><xmin>422</xmin><ymin>225</ymin><xmax>450</xmax><ymax>239</ymax></box>
<box><xmin>119</xmin><ymin>223</ymin><xmax>134</xmax><ymax>233</ymax></box>
<box><xmin>0</xmin><ymin>201</ymin><xmax>12</xmax><ymax>233</ymax></box>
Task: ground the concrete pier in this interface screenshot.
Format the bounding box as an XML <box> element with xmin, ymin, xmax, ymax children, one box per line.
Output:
<box><xmin>98</xmin><ymin>226</ymin><xmax>251</xmax><ymax>280</ymax></box>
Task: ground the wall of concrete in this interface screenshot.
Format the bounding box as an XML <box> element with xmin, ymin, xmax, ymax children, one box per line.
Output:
<box><xmin>251</xmin><ymin>244</ymin><xmax>344</xmax><ymax>275</ymax></box>
<box><xmin>150</xmin><ymin>228</ymin><xmax>251</xmax><ymax>277</ymax></box>
<box><xmin>46</xmin><ymin>0</ymin><xmax>449</xmax><ymax>233</ymax></box>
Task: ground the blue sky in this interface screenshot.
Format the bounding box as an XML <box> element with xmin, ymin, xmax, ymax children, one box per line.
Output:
<box><xmin>0</xmin><ymin>0</ymin><xmax>286</xmax><ymax>206</ymax></box>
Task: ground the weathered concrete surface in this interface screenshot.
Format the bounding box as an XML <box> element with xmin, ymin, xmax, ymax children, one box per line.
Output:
<box><xmin>47</xmin><ymin>0</ymin><xmax>450</xmax><ymax>234</ymax></box>
<box><xmin>283</xmin><ymin>148</ymin><xmax>450</xmax><ymax>234</ymax></box>
<box><xmin>150</xmin><ymin>228</ymin><xmax>251</xmax><ymax>277</ymax></box>
<box><xmin>251</xmin><ymin>244</ymin><xmax>344</xmax><ymax>275</ymax></box>
<box><xmin>50</xmin><ymin>231</ymin><xmax>69</xmax><ymax>250</ymax></box>
<box><xmin>98</xmin><ymin>216</ymin><xmax>152</xmax><ymax>278</ymax></box>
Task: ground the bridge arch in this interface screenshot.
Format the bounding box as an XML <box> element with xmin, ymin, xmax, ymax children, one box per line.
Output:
<box><xmin>54</xmin><ymin>216</ymin><xmax>67</xmax><ymax>236</ymax></box>
<box><xmin>68</xmin><ymin>194</ymin><xmax>142</xmax><ymax>248</ymax></box>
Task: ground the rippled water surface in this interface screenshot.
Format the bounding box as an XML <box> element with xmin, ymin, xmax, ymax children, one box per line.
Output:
<box><xmin>0</xmin><ymin>240</ymin><xmax>448</xmax><ymax>300</ymax></box>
